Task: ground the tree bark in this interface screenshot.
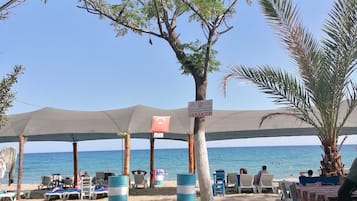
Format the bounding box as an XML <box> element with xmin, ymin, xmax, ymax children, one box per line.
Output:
<box><xmin>194</xmin><ymin>120</ymin><xmax>212</xmax><ymax>201</ymax></box>
<box><xmin>320</xmin><ymin>144</ymin><xmax>344</xmax><ymax>176</ymax></box>
<box><xmin>193</xmin><ymin>76</ymin><xmax>213</xmax><ymax>201</ymax></box>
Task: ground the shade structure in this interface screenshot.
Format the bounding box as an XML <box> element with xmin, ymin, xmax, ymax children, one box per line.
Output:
<box><xmin>1</xmin><ymin>103</ymin><xmax>357</xmax><ymax>142</ymax></box>
<box><xmin>2</xmin><ymin>103</ymin><xmax>357</xmax><ymax>200</ymax></box>
<box><xmin>0</xmin><ymin>105</ymin><xmax>193</xmax><ymax>142</ymax></box>
<box><xmin>204</xmin><ymin>103</ymin><xmax>357</xmax><ymax>140</ymax></box>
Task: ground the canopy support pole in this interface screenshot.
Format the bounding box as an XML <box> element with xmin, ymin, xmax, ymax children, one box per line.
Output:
<box><xmin>188</xmin><ymin>134</ymin><xmax>195</xmax><ymax>173</ymax></box>
<box><xmin>123</xmin><ymin>133</ymin><xmax>130</xmax><ymax>176</ymax></box>
<box><xmin>16</xmin><ymin>134</ymin><xmax>25</xmax><ymax>200</ymax></box>
<box><xmin>73</xmin><ymin>142</ymin><xmax>78</xmax><ymax>187</ymax></box>
<box><xmin>150</xmin><ymin>137</ymin><xmax>155</xmax><ymax>188</ymax></box>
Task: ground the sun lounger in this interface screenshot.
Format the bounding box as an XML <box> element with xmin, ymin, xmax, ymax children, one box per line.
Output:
<box><xmin>298</xmin><ymin>175</ymin><xmax>339</xmax><ymax>186</ymax></box>
<box><xmin>62</xmin><ymin>177</ymin><xmax>73</xmax><ymax>188</ymax></box>
<box><xmin>63</xmin><ymin>189</ymin><xmax>80</xmax><ymax>200</ymax></box>
<box><xmin>257</xmin><ymin>174</ymin><xmax>275</xmax><ymax>193</ymax></box>
<box><xmin>20</xmin><ymin>190</ymin><xmax>31</xmax><ymax>199</ymax></box>
<box><xmin>237</xmin><ymin>174</ymin><xmax>256</xmax><ymax>193</ymax></box>
<box><xmin>226</xmin><ymin>173</ymin><xmax>238</xmax><ymax>188</ymax></box>
<box><xmin>38</xmin><ymin>176</ymin><xmax>52</xmax><ymax>189</ymax></box>
<box><xmin>92</xmin><ymin>187</ymin><xmax>108</xmax><ymax>199</ymax></box>
<box><xmin>44</xmin><ymin>188</ymin><xmax>64</xmax><ymax>201</ymax></box>
<box><xmin>0</xmin><ymin>191</ymin><xmax>16</xmax><ymax>201</ymax></box>
<box><xmin>95</xmin><ymin>172</ymin><xmax>105</xmax><ymax>185</ymax></box>
<box><xmin>44</xmin><ymin>188</ymin><xmax>81</xmax><ymax>201</ymax></box>
<box><xmin>131</xmin><ymin>170</ymin><xmax>148</xmax><ymax>189</ymax></box>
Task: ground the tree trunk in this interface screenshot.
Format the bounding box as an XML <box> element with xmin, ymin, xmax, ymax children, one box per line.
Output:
<box><xmin>320</xmin><ymin>144</ymin><xmax>344</xmax><ymax>176</ymax></box>
<box><xmin>195</xmin><ymin>124</ymin><xmax>212</xmax><ymax>201</ymax></box>
<box><xmin>193</xmin><ymin>76</ymin><xmax>213</xmax><ymax>201</ymax></box>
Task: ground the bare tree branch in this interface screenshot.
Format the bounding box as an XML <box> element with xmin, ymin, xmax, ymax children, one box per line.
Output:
<box><xmin>0</xmin><ymin>0</ymin><xmax>24</xmax><ymax>12</ymax></box>
<box><xmin>181</xmin><ymin>0</ymin><xmax>210</xmax><ymax>27</ymax></box>
<box><xmin>153</xmin><ymin>0</ymin><xmax>164</xmax><ymax>36</ymax></box>
<box><xmin>78</xmin><ymin>2</ymin><xmax>163</xmax><ymax>38</ymax></box>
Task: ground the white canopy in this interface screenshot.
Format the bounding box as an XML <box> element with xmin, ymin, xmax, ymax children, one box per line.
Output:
<box><xmin>0</xmin><ymin>104</ymin><xmax>357</xmax><ymax>142</ymax></box>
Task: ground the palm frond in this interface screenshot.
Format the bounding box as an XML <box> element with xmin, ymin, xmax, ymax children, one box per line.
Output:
<box><xmin>322</xmin><ymin>0</ymin><xmax>357</xmax><ymax>105</ymax></box>
<box><xmin>225</xmin><ymin>65</ymin><xmax>325</xmax><ymax>128</ymax></box>
<box><xmin>323</xmin><ymin>0</ymin><xmax>357</xmax><ymax>83</ymax></box>
<box><xmin>259</xmin><ymin>111</ymin><xmax>323</xmax><ymax>134</ymax></box>
<box><xmin>320</xmin><ymin>0</ymin><xmax>357</xmax><ymax>141</ymax></box>
<box><xmin>259</xmin><ymin>0</ymin><xmax>321</xmax><ymax>91</ymax></box>
<box><xmin>338</xmin><ymin>135</ymin><xmax>348</xmax><ymax>152</ymax></box>
<box><xmin>224</xmin><ymin>0</ymin><xmax>357</xmax><ymax>176</ymax></box>
<box><xmin>336</xmin><ymin>82</ymin><xmax>357</xmax><ymax>134</ymax></box>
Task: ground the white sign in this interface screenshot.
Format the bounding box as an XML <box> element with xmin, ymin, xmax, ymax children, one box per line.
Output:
<box><xmin>188</xmin><ymin>99</ymin><xmax>213</xmax><ymax>117</ymax></box>
<box><xmin>153</xmin><ymin>132</ymin><xmax>164</xmax><ymax>138</ymax></box>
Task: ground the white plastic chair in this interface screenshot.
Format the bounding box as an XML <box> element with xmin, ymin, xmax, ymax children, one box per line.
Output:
<box><xmin>80</xmin><ymin>176</ymin><xmax>95</xmax><ymax>200</ymax></box>
<box><xmin>132</xmin><ymin>174</ymin><xmax>148</xmax><ymax>188</ymax></box>
<box><xmin>38</xmin><ymin>176</ymin><xmax>52</xmax><ymax>189</ymax></box>
<box><xmin>279</xmin><ymin>181</ymin><xmax>291</xmax><ymax>201</ymax></box>
<box><xmin>226</xmin><ymin>173</ymin><xmax>238</xmax><ymax>188</ymax></box>
<box><xmin>237</xmin><ymin>174</ymin><xmax>256</xmax><ymax>193</ymax></box>
<box><xmin>288</xmin><ymin>183</ymin><xmax>298</xmax><ymax>201</ymax></box>
<box><xmin>257</xmin><ymin>174</ymin><xmax>275</xmax><ymax>193</ymax></box>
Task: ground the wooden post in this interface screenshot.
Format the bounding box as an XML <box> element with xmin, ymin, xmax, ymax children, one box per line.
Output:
<box><xmin>16</xmin><ymin>134</ymin><xmax>25</xmax><ymax>200</ymax></box>
<box><xmin>188</xmin><ymin>134</ymin><xmax>195</xmax><ymax>173</ymax></box>
<box><xmin>73</xmin><ymin>142</ymin><xmax>78</xmax><ymax>186</ymax></box>
<box><xmin>150</xmin><ymin>137</ymin><xmax>155</xmax><ymax>188</ymax></box>
<box><xmin>123</xmin><ymin>133</ymin><xmax>130</xmax><ymax>176</ymax></box>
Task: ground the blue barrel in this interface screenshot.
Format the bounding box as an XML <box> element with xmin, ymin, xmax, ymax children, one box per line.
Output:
<box><xmin>108</xmin><ymin>175</ymin><xmax>128</xmax><ymax>201</ymax></box>
<box><xmin>177</xmin><ymin>173</ymin><xmax>196</xmax><ymax>201</ymax></box>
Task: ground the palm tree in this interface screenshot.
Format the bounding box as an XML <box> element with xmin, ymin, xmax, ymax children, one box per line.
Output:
<box><xmin>223</xmin><ymin>0</ymin><xmax>357</xmax><ymax>176</ymax></box>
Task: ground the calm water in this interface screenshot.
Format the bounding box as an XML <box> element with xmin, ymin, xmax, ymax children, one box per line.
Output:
<box><xmin>13</xmin><ymin>145</ymin><xmax>357</xmax><ymax>184</ymax></box>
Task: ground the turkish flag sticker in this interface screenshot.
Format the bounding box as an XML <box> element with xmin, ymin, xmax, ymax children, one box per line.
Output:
<box><xmin>151</xmin><ymin>116</ymin><xmax>170</xmax><ymax>133</ymax></box>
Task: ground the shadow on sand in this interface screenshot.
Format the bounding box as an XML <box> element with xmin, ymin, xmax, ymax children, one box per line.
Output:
<box><xmin>130</xmin><ymin>186</ymin><xmax>177</xmax><ymax>196</ymax></box>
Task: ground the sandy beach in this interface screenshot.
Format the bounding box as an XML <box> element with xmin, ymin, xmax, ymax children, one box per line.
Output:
<box><xmin>2</xmin><ymin>181</ymin><xmax>281</xmax><ymax>201</ymax></box>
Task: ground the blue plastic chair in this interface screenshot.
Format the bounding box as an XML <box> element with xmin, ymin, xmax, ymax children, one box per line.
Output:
<box><xmin>212</xmin><ymin>170</ymin><xmax>225</xmax><ymax>196</ymax></box>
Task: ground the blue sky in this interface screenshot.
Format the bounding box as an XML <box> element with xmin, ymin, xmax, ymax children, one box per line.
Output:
<box><xmin>1</xmin><ymin>0</ymin><xmax>356</xmax><ymax>153</ymax></box>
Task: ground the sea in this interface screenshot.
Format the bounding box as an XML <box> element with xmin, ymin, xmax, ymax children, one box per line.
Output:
<box><xmin>12</xmin><ymin>145</ymin><xmax>357</xmax><ymax>184</ymax></box>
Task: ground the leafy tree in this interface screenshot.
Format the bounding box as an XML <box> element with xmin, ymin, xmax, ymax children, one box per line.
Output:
<box><xmin>78</xmin><ymin>0</ymin><xmax>247</xmax><ymax>199</ymax></box>
<box><xmin>0</xmin><ymin>0</ymin><xmax>25</xmax><ymax>126</ymax></box>
<box><xmin>223</xmin><ymin>0</ymin><xmax>357</xmax><ymax>176</ymax></box>
<box><xmin>0</xmin><ymin>66</ymin><xmax>24</xmax><ymax>126</ymax></box>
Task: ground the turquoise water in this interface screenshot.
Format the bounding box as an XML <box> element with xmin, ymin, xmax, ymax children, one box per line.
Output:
<box><xmin>14</xmin><ymin>145</ymin><xmax>357</xmax><ymax>184</ymax></box>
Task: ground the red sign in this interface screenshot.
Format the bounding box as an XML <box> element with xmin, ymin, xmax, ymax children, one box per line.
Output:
<box><xmin>151</xmin><ymin>116</ymin><xmax>170</xmax><ymax>133</ymax></box>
